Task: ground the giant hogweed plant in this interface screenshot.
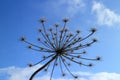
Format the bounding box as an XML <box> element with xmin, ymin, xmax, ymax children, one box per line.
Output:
<box><xmin>21</xmin><ymin>18</ymin><xmax>101</xmax><ymax>80</ymax></box>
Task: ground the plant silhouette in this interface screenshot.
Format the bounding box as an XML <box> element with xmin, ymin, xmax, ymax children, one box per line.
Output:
<box><xmin>21</xmin><ymin>18</ymin><xmax>101</xmax><ymax>80</ymax></box>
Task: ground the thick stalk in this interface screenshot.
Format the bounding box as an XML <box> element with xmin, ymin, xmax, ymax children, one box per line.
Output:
<box><xmin>29</xmin><ymin>54</ymin><xmax>58</xmax><ymax>80</ymax></box>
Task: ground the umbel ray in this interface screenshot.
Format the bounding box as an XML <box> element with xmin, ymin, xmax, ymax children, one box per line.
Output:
<box><xmin>21</xmin><ymin>18</ymin><xmax>101</xmax><ymax>80</ymax></box>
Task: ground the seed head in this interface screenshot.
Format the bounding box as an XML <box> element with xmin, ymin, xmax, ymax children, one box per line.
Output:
<box><xmin>92</xmin><ymin>38</ymin><xmax>97</xmax><ymax>42</ymax></box>
<box><xmin>40</xmin><ymin>18</ymin><xmax>46</xmax><ymax>23</ymax></box>
<box><xmin>90</xmin><ymin>28</ymin><xmax>97</xmax><ymax>33</ymax></box>
<box><xmin>88</xmin><ymin>63</ymin><xmax>93</xmax><ymax>67</ymax></box>
<box><xmin>21</xmin><ymin>36</ymin><xmax>25</xmax><ymax>41</ymax></box>
<box><xmin>63</xmin><ymin>18</ymin><xmax>69</xmax><ymax>23</ymax></box>
<box><xmin>28</xmin><ymin>63</ymin><xmax>33</xmax><ymax>67</ymax></box>
<box><xmin>96</xmin><ymin>56</ymin><xmax>101</xmax><ymax>61</ymax></box>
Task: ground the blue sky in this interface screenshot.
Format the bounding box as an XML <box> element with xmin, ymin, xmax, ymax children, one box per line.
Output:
<box><xmin>0</xmin><ymin>0</ymin><xmax>120</xmax><ymax>80</ymax></box>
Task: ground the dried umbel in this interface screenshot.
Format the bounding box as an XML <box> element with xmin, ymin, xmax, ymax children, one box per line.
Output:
<box><xmin>21</xmin><ymin>18</ymin><xmax>101</xmax><ymax>80</ymax></box>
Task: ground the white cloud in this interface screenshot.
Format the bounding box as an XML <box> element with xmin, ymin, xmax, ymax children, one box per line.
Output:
<box><xmin>48</xmin><ymin>0</ymin><xmax>85</xmax><ymax>17</ymax></box>
<box><xmin>89</xmin><ymin>72</ymin><xmax>120</xmax><ymax>80</ymax></box>
<box><xmin>0</xmin><ymin>65</ymin><xmax>42</xmax><ymax>80</ymax></box>
<box><xmin>61</xmin><ymin>0</ymin><xmax>85</xmax><ymax>17</ymax></box>
<box><xmin>1</xmin><ymin>66</ymin><xmax>120</xmax><ymax>80</ymax></box>
<box><xmin>92</xmin><ymin>1</ymin><xmax>120</xmax><ymax>26</ymax></box>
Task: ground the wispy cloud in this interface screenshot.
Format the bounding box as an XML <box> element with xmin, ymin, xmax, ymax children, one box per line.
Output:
<box><xmin>0</xmin><ymin>66</ymin><xmax>120</xmax><ymax>80</ymax></box>
<box><xmin>0</xmin><ymin>65</ymin><xmax>41</xmax><ymax>80</ymax></box>
<box><xmin>41</xmin><ymin>0</ymin><xmax>85</xmax><ymax>18</ymax></box>
<box><xmin>92</xmin><ymin>1</ymin><xmax>120</xmax><ymax>26</ymax></box>
<box><xmin>59</xmin><ymin>0</ymin><xmax>85</xmax><ymax>17</ymax></box>
<box><xmin>89</xmin><ymin>72</ymin><xmax>120</xmax><ymax>80</ymax></box>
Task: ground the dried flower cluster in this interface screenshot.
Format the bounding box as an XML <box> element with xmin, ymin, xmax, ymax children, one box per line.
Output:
<box><xmin>21</xmin><ymin>18</ymin><xmax>101</xmax><ymax>80</ymax></box>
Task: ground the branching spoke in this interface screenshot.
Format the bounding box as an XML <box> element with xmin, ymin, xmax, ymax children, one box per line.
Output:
<box><xmin>61</xmin><ymin>30</ymin><xmax>67</xmax><ymax>43</ymax></box>
<box><xmin>78</xmin><ymin>32</ymin><xmax>94</xmax><ymax>42</ymax></box>
<box><xmin>60</xmin><ymin>31</ymin><xmax>67</xmax><ymax>48</ymax></box>
<box><xmin>66</xmin><ymin>32</ymin><xmax>94</xmax><ymax>48</ymax></box>
<box><xmin>29</xmin><ymin>47</ymin><xmax>54</xmax><ymax>53</ymax></box>
<box><xmin>59</xmin><ymin>23</ymin><xmax>67</xmax><ymax>46</ymax></box>
<box><xmin>40</xmin><ymin>29</ymin><xmax>56</xmax><ymax>50</ymax></box>
<box><xmin>54</xmin><ymin>26</ymin><xmax>59</xmax><ymax>48</ymax></box>
<box><xmin>70</xmin><ymin>52</ymin><xmax>86</xmax><ymax>54</ymax></box>
<box><xmin>65</xmin><ymin>38</ymin><xmax>80</xmax><ymax>48</ymax></box>
<box><xmin>62</xmin><ymin>34</ymin><xmax>73</xmax><ymax>48</ymax></box>
<box><xmin>60</xmin><ymin>56</ymin><xmax>77</xmax><ymax>78</ymax></box>
<box><xmin>41</xmin><ymin>22</ymin><xmax>56</xmax><ymax>50</ymax></box>
<box><xmin>41</xmin><ymin>22</ymin><xmax>47</xmax><ymax>34</ymax></box>
<box><xmin>59</xmin><ymin>57</ymin><xmax>65</xmax><ymax>77</ymax></box>
<box><xmin>65</xmin><ymin>41</ymin><xmax>95</xmax><ymax>52</ymax></box>
<box><xmin>40</xmin><ymin>40</ymin><xmax>53</xmax><ymax>50</ymax></box>
<box><xmin>39</xmin><ymin>30</ymin><xmax>51</xmax><ymax>45</ymax></box>
<box><xmin>62</xmin><ymin>55</ymin><xmax>89</xmax><ymax>67</ymax></box>
<box><xmin>50</xmin><ymin>31</ymin><xmax>57</xmax><ymax>49</ymax></box>
<box><xmin>50</xmin><ymin>57</ymin><xmax>58</xmax><ymax>80</ymax></box>
<box><xmin>44</xmin><ymin>63</ymin><xmax>50</xmax><ymax>72</ymax></box>
<box><xmin>80</xmin><ymin>57</ymin><xmax>98</xmax><ymax>61</ymax></box>
<box><xmin>41</xmin><ymin>22</ymin><xmax>53</xmax><ymax>47</ymax></box>
<box><xmin>32</xmin><ymin>54</ymin><xmax>55</xmax><ymax>66</ymax></box>
<box><xmin>46</xmin><ymin>34</ymin><xmax>56</xmax><ymax>49</ymax></box>
<box><xmin>64</xmin><ymin>33</ymin><xmax>79</xmax><ymax>48</ymax></box>
<box><xmin>62</xmin><ymin>55</ymin><xmax>80</xmax><ymax>64</ymax></box>
<box><xmin>24</xmin><ymin>40</ymin><xmax>45</xmax><ymax>49</ymax></box>
<box><xmin>64</xmin><ymin>54</ymin><xmax>80</xmax><ymax>58</ymax></box>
